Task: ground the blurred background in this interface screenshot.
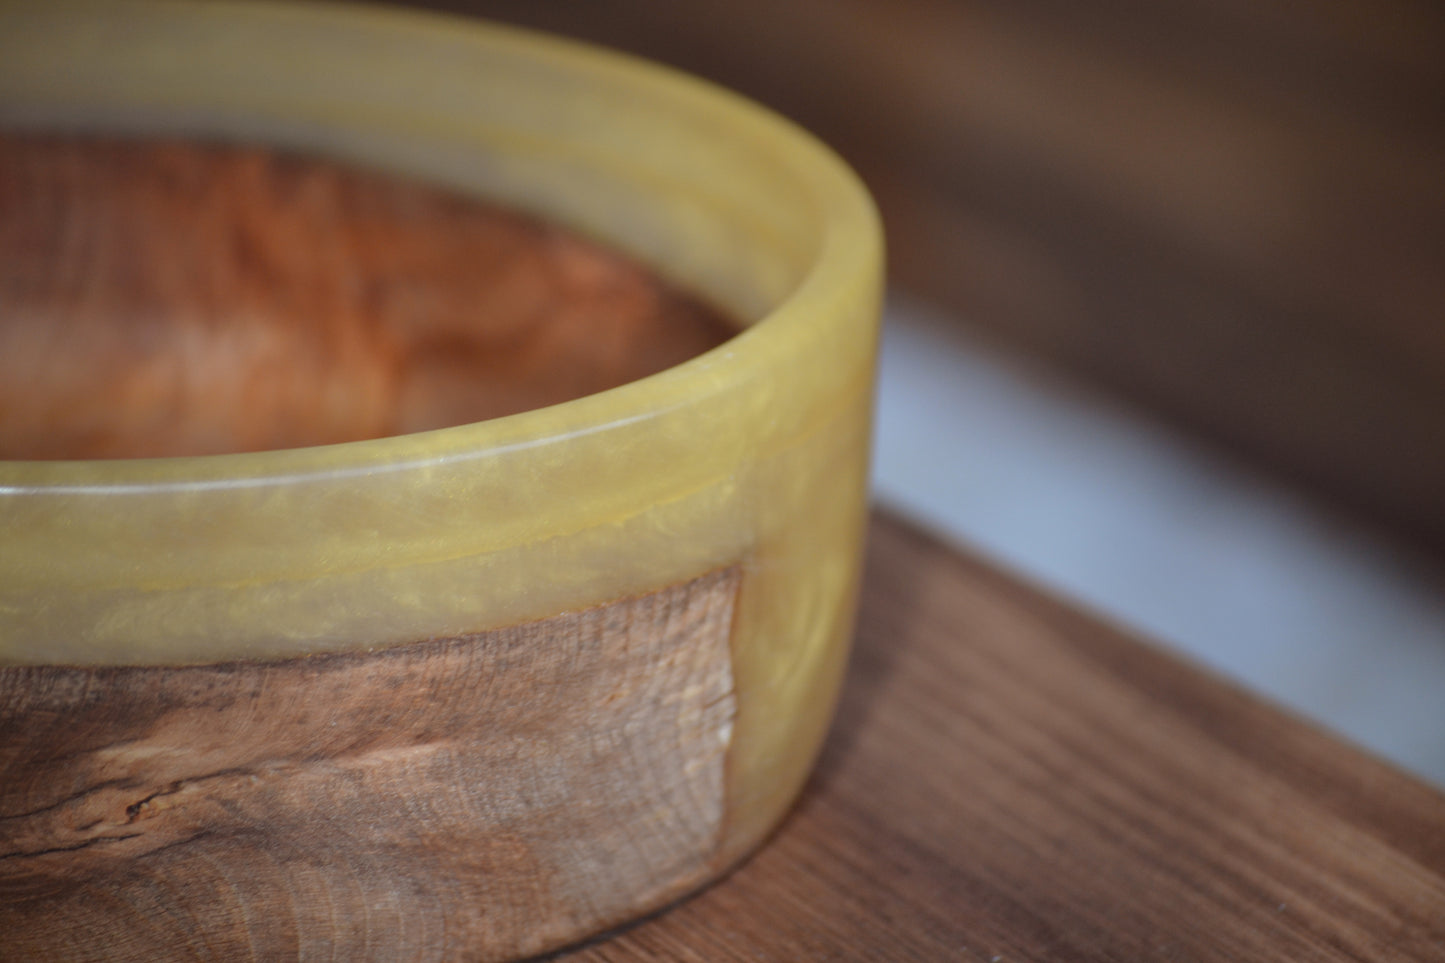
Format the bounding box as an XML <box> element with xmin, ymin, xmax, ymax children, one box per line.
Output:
<box><xmin>411</xmin><ymin>0</ymin><xmax>1445</xmax><ymax>785</ymax></box>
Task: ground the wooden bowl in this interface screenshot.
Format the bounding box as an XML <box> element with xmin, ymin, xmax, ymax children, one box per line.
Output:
<box><xmin>0</xmin><ymin>2</ymin><xmax>882</xmax><ymax>960</ymax></box>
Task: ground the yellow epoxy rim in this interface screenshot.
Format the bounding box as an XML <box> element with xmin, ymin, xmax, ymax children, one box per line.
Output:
<box><xmin>0</xmin><ymin>0</ymin><xmax>881</xmax><ymax>493</ymax></box>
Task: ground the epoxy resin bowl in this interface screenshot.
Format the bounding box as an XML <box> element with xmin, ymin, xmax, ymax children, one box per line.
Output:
<box><xmin>0</xmin><ymin>2</ymin><xmax>881</xmax><ymax>961</ymax></box>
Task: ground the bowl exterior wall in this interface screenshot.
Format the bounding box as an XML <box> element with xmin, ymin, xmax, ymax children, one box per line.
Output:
<box><xmin>0</xmin><ymin>3</ymin><xmax>882</xmax><ymax>959</ymax></box>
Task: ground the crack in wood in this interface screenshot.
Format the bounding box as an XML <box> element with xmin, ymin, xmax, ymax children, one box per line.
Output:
<box><xmin>0</xmin><ymin>833</ymin><xmax>142</xmax><ymax>861</ymax></box>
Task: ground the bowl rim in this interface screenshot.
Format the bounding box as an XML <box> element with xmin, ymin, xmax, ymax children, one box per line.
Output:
<box><xmin>0</xmin><ymin>0</ymin><xmax>881</xmax><ymax>494</ymax></box>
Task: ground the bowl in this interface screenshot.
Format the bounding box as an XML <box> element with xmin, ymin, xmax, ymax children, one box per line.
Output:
<box><xmin>0</xmin><ymin>2</ymin><xmax>882</xmax><ymax>959</ymax></box>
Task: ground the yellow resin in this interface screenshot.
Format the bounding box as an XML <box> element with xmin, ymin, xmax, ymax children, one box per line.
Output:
<box><xmin>0</xmin><ymin>1</ymin><xmax>882</xmax><ymax>860</ymax></box>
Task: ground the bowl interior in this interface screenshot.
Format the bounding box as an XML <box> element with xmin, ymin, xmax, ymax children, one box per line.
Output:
<box><xmin>0</xmin><ymin>133</ymin><xmax>735</xmax><ymax>460</ymax></box>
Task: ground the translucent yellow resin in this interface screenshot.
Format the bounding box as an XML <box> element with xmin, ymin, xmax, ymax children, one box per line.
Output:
<box><xmin>0</xmin><ymin>1</ymin><xmax>882</xmax><ymax>859</ymax></box>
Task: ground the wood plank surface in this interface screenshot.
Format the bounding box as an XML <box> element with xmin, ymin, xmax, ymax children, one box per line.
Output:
<box><xmin>432</xmin><ymin>0</ymin><xmax>1445</xmax><ymax>551</ymax></box>
<box><xmin>553</xmin><ymin>514</ymin><xmax>1445</xmax><ymax>961</ymax></box>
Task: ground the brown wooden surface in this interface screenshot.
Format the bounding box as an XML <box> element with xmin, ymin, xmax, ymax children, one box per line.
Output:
<box><xmin>0</xmin><ymin>569</ymin><xmax>740</xmax><ymax>962</ymax></box>
<box><xmin>0</xmin><ymin>134</ymin><xmax>733</xmax><ymax>459</ymax></box>
<box><xmin>553</xmin><ymin>514</ymin><xmax>1445</xmax><ymax>961</ymax></box>
<box><xmin>435</xmin><ymin>0</ymin><xmax>1445</xmax><ymax>551</ymax></box>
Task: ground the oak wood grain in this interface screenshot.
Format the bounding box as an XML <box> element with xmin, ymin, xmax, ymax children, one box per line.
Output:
<box><xmin>0</xmin><ymin>567</ymin><xmax>740</xmax><ymax>962</ymax></box>
<box><xmin>0</xmin><ymin>134</ymin><xmax>735</xmax><ymax>460</ymax></box>
<box><xmin>551</xmin><ymin>515</ymin><xmax>1445</xmax><ymax>961</ymax></box>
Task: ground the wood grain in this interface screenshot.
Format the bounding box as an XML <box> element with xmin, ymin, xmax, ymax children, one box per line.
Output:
<box><xmin>0</xmin><ymin>567</ymin><xmax>741</xmax><ymax>962</ymax></box>
<box><xmin>0</xmin><ymin>134</ymin><xmax>735</xmax><ymax>459</ymax></box>
<box><xmin>551</xmin><ymin>515</ymin><xmax>1445</xmax><ymax>961</ymax></box>
<box><xmin>435</xmin><ymin>0</ymin><xmax>1445</xmax><ymax>550</ymax></box>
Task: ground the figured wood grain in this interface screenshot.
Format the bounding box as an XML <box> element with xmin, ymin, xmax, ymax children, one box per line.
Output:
<box><xmin>552</xmin><ymin>515</ymin><xmax>1445</xmax><ymax>961</ymax></box>
<box><xmin>0</xmin><ymin>567</ymin><xmax>741</xmax><ymax>962</ymax></box>
<box><xmin>0</xmin><ymin>134</ymin><xmax>735</xmax><ymax>459</ymax></box>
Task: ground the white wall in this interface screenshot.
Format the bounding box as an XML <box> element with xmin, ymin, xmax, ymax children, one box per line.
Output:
<box><xmin>874</xmin><ymin>295</ymin><xmax>1445</xmax><ymax>787</ymax></box>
